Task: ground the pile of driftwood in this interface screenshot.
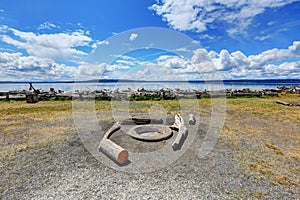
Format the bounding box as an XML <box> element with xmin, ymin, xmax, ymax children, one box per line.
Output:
<box><xmin>1</xmin><ymin>84</ymin><xmax>300</xmax><ymax>102</ymax></box>
<box><xmin>2</xmin><ymin>87</ymin><xmax>296</xmax><ymax>102</ymax></box>
<box><xmin>225</xmin><ymin>88</ymin><xmax>279</xmax><ymax>97</ymax></box>
<box><xmin>277</xmin><ymin>86</ymin><xmax>300</xmax><ymax>94</ymax></box>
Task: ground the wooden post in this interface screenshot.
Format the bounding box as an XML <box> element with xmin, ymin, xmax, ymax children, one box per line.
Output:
<box><xmin>5</xmin><ymin>92</ymin><xmax>10</xmax><ymax>101</ymax></box>
<box><xmin>98</xmin><ymin>121</ymin><xmax>129</xmax><ymax>164</ymax></box>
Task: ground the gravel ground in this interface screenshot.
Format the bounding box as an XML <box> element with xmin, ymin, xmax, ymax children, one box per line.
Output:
<box><xmin>1</xmin><ymin>114</ymin><xmax>299</xmax><ymax>199</ymax></box>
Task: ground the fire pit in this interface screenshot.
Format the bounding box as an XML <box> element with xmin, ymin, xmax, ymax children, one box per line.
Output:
<box><xmin>127</xmin><ymin>125</ymin><xmax>173</xmax><ymax>141</ymax></box>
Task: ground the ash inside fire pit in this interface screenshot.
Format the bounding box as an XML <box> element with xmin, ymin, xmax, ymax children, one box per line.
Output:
<box><xmin>127</xmin><ymin>125</ymin><xmax>173</xmax><ymax>141</ymax></box>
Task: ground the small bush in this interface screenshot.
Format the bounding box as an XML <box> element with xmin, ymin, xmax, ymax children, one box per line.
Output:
<box><xmin>58</xmin><ymin>96</ymin><xmax>66</xmax><ymax>101</ymax></box>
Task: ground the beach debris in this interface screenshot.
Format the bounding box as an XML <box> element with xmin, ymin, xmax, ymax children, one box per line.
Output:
<box><xmin>99</xmin><ymin>121</ymin><xmax>129</xmax><ymax>164</ymax></box>
<box><xmin>1</xmin><ymin>85</ymin><xmax>300</xmax><ymax>102</ymax></box>
<box><xmin>276</xmin><ymin>100</ymin><xmax>300</xmax><ymax>107</ymax></box>
<box><xmin>277</xmin><ymin>86</ymin><xmax>300</xmax><ymax>94</ymax></box>
<box><xmin>172</xmin><ymin>114</ymin><xmax>188</xmax><ymax>151</ymax></box>
<box><xmin>188</xmin><ymin>114</ymin><xmax>196</xmax><ymax>125</ymax></box>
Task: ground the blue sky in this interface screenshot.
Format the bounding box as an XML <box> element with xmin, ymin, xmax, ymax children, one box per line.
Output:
<box><xmin>0</xmin><ymin>0</ymin><xmax>300</xmax><ymax>81</ymax></box>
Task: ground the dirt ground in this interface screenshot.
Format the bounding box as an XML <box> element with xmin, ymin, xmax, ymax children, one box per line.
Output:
<box><xmin>0</xmin><ymin>96</ymin><xmax>299</xmax><ymax>199</ymax></box>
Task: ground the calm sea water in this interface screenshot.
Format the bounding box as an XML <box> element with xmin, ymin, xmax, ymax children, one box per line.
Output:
<box><xmin>0</xmin><ymin>81</ymin><xmax>299</xmax><ymax>92</ymax></box>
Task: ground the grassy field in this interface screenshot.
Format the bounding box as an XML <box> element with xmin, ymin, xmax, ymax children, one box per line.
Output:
<box><xmin>0</xmin><ymin>94</ymin><xmax>299</xmax><ymax>189</ymax></box>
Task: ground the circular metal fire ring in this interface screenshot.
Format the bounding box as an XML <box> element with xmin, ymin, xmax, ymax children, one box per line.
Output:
<box><xmin>127</xmin><ymin>125</ymin><xmax>173</xmax><ymax>142</ymax></box>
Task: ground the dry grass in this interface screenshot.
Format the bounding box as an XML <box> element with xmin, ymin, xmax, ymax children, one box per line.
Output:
<box><xmin>1</xmin><ymin>95</ymin><xmax>299</xmax><ymax>189</ymax></box>
<box><xmin>227</xmin><ymin>94</ymin><xmax>300</xmax><ymax>123</ymax></box>
<box><xmin>0</xmin><ymin>101</ymin><xmax>75</xmax><ymax>156</ymax></box>
<box><xmin>222</xmin><ymin>94</ymin><xmax>300</xmax><ymax>187</ymax></box>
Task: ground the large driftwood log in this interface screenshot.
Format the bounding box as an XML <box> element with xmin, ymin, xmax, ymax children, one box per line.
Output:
<box><xmin>172</xmin><ymin>114</ymin><xmax>188</xmax><ymax>151</ymax></box>
<box><xmin>276</xmin><ymin>100</ymin><xmax>300</xmax><ymax>107</ymax></box>
<box><xmin>99</xmin><ymin>139</ymin><xmax>128</xmax><ymax>164</ymax></box>
<box><xmin>99</xmin><ymin>121</ymin><xmax>129</xmax><ymax>164</ymax></box>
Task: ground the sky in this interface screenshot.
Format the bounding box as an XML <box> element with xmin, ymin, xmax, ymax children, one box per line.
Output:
<box><xmin>0</xmin><ymin>0</ymin><xmax>300</xmax><ymax>81</ymax></box>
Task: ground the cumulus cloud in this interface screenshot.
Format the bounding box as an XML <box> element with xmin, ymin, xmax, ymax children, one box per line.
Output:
<box><xmin>1</xmin><ymin>22</ymin><xmax>299</xmax><ymax>81</ymax></box>
<box><xmin>78</xmin><ymin>63</ymin><xmax>107</xmax><ymax>77</ymax></box>
<box><xmin>0</xmin><ymin>52</ymin><xmax>77</xmax><ymax>81</ymax></box>
<box><xmin>129</xmin><ymin>33</ymin><xmax>138</xmax><ymax>41</ymax></box>
<box><xmin>128</xmin><ymin>41</ymin><xmax>300</xmax><ymax>80</ymax></box>
<box><xmin>0</xmin><ymin>50</ymin><xmax>134</xmax><ymax>81</ymax></box>
<box><xmin>1</xmin><ymin>28</ymin><xmax>92</xmax><ymax>61</ymax></box>
<box><xmin>150</xmin><ymin>0</ymin><xmax>298</xmax><ymax>35</ymax></box>
<box><xmin>248</xmin><ymin>41</ymin><xmax>300</xmax><ymax>68</ymax></box>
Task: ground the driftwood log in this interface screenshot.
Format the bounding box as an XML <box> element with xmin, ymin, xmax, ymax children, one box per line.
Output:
<box><xmin>99</xmin><ymin>139</ymin><xmax>128</xmax><ymax>164</ymax></box>
<box><xmin>172</xmin><ymin>114</ymin><xmax>188</xmax><ymax>151</ymax></box>
<box><xmin>276</xmin><ymin>100</ymin><xmax>300</xmax><ymax>107</ymax></box>
<box><xmin>99</xmin><ymin>121</ymin><xmax>129</xmax><ymax>164</ymax></box>
<box><xmin>122</xmin><ymin>118</ymin><xmax>163</xmax><ymax>125</ymax></box>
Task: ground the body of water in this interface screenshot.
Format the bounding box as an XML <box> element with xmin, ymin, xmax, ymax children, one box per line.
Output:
<box><xmin>0</xmin><ymin>80</ymin><xmax>299</xmax><ymax>92</ymax></box>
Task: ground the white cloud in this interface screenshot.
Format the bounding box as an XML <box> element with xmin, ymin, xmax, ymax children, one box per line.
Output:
<box><xmin>129</xmin><ymin>33</ymin><xmax>138</xmax><ymax>41</ymax></box>
<box><xmin>190</xmin><ymin>41</ymin><xmax>300</xmax><ymax>78</ymax></box>
<box><xmin>38</xmin><ymin>22</ymin><xmax>59</xmax><ymax>30</ymax></box>
<box><xmin>265</xmin><ymin>62</ymin><xmax>300</xmax><ymax>74</ymax></box>
<box><xmin>137</xmin><ymin>68</ymin><xmax>150</xmax><ymax>76</ymax></box>
<box><xmin>150</xmin><ymin>0</ymin><xmax>298</xmax><ymax>35</ymax></box>
<box><xmin>78</xmin><ymin>63</ymin><xmax>107</xmax><ymax>78</ymax></box>
<box><xmin>199</xmin><ymin>34</ymin><xmax>215</xmax><ymax>40</ymax></box>
<box><xmin>267</xmin><ymin>21</ymin><xmax>276</xmax><ymax>26</ymax></box>
<box><xmin>1</xmin><ymin>28</ymin><xmax>92</xmax><ymax>61</ymax></box>
<box><xmin>111</xmin><ymin>40</ymin><xmax>300</xmax><ymax>80</ymax></box>
<box><xmin>0</xmin><ymin>52</ymin><xmax>77</xmax><ymax>81</ymax></box>
<box><xmin>133</xmin><ymin>40</ymin><xmax>300</xmax><ymax>80</ymax></box>
<box><xmin>92</xmin><ymin>40</ymin><xmax>109</xmax><ymax>48</ymax></box>
<box><xmin>248</xmin><ymin>41</ymin><xmax>300</xmax><ymax>68</ymax></box>
<box><xmin>254</xmin><ymin>35</ymin><xmax>271</xmax><ymax>41</ymax></box>
<box><xmin>0</xmin><ymin>51</ymin><xmax>133</xmax><ymax>81</ymax></box>
<box><xmin>107</xmin><ymin>64</ymin><xmax>130</xmax><ymax>71</ymax></box>
<box><xmin>0</xmin><ymin>25</ymin><xmax>8</xmax><ymax>33</ymax></box>
<box><xmin>97</xmin><ymin>40</ymin><xmax>109</xmax><ymax>45</ymax></box>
